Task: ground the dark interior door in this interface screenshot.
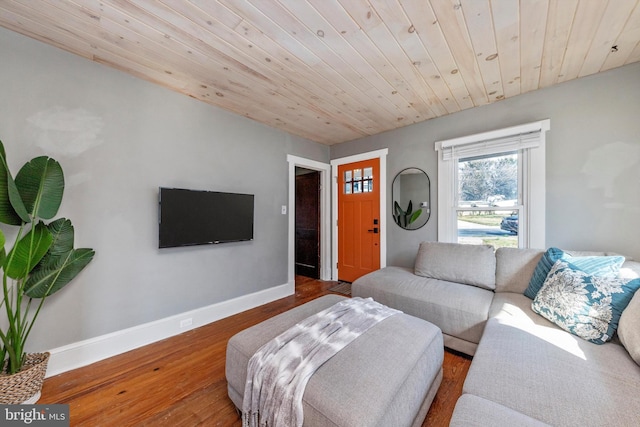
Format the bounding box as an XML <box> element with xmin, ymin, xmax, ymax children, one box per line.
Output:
<box><xmin>295</xmin><ymin>169</ymin><xmax>320</xmax><ymax>278</ymax></box>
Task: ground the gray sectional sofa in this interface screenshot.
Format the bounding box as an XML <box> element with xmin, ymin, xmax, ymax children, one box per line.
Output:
<box><xmin>352</xmin><ymin>242</ymin><xmax>640</xmax><ymax>426</ymax></box>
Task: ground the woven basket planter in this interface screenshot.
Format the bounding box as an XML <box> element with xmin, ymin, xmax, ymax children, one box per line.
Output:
<box><xmin>0</xmin><ymin>352</ymin><xmax>50</xmax><ymax>404</ymax></box>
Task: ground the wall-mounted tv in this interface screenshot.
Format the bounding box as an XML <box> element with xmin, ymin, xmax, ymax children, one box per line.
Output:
<box><xmin>159</xmin><ymin>187</ymin><xmax>254</xmax><ymax>248</ymax></box>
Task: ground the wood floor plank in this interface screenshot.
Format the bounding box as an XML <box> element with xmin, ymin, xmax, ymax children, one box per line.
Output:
<box><xmin>39</xmin><ymin>276</ymin><xmax>471</xmax><ymax>426</ymax></box>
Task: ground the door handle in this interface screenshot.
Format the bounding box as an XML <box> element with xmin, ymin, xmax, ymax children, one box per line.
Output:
<box><xmin>367</xmin><ymin>227</ymin><xmax>379</xmax><ymax>234</ymax></box>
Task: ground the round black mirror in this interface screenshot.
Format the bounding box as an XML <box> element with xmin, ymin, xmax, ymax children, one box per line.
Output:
<box><xmin>392</xmin><ymin>167</ymin><xmax>431</xmax><ymax>230</ymax></box>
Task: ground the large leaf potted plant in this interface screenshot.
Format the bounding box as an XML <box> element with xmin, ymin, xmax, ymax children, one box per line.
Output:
<box><xmin>393</xmin><ymin>200</ymin><xmax>422</xmax><ymax>228</ymax></box>
<box><xmin>0</xmin><ymin>140</ymin><xmax>95</xmax><ymax>403</ymax></box>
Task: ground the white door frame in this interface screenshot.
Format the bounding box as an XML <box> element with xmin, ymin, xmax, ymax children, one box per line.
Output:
<box><xmin>331</xmin><ymin>149</ymin><xmax>388</xmax><ymax>281</ymax></box>
<box><xmin>287</xmin><ymin>155</ymin><xmax>332</xmax><ymax>288</ymax></box>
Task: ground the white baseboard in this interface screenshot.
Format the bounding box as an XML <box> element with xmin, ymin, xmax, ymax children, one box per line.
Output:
<box><xmin>46</xmin><ymin>282</ymin><xmax>294</xmax><ymax>377</ymax></box>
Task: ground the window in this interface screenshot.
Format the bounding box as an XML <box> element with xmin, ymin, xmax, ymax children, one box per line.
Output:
<box><xmin>343</xmin><ymin>167</ymin><xmax>373</xmax><ymax>194</ymax></box>
<box><xmin>435</xmin><ymin>120</ymin><xmax>550</xmax><ymax>249</ymax></box>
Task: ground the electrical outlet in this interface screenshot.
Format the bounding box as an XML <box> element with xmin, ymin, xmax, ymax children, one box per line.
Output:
<box><xmin>180</xmin><ymin>318</ymin><xmax>193</xmax><ymax>328</ymax></box>
<box><xmin>281</xmin><ymin>205</ymin><xmax>287</xmax><ymax>215</ymax></box>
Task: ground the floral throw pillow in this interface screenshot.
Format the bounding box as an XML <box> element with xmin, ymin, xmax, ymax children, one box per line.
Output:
<box><xmin>532</xmin><ymin>260</ymin><xmax>640</xmax><ymax>344</ymax></box>
<box><xmin>524</xmin><ymin>247</ymin><xmax>625</xmax><ymax>300</ymax></box>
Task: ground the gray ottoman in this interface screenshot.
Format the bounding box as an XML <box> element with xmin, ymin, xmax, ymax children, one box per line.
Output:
<box><xmin>226</xmin><ymin>295</ymin><xmax>444</xmax><ymax>427</ymax></box>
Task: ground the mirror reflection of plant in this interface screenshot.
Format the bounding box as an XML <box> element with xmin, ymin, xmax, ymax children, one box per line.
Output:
<box><xmin>0</xmin><ymin>140</ymin><xmax>95</xmax><ymax>375</ymax></box>
<box><xmin>393</xmin><ymin>200</ymin><xmax>422</xmax><ymax>227</ymax></box>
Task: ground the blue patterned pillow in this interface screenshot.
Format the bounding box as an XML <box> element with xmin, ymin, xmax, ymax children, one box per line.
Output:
<box><xmin>524</xmin><ymin>247</ymin><xmax>625</xmax><ymax>299</ymax></box>
<box><xmin>532</xmin><ymin>260</ymin><xmax>640</xmax><ymax>344</ymax></box>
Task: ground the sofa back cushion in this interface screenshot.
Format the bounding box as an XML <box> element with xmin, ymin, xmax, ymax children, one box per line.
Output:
<box><xmin>414</xmin><ymin>241</ymin><xmax>496</xmax><ymax>290</ymax></box>
<box><xmin>495</xmin><ymin>247</ymin><xmax>544</xmax><ymax>293</ymax></box>
<box><xmin>618</xmin><ymin>260</ymin><xmax>640</xmax><ymax>366</ymax></box>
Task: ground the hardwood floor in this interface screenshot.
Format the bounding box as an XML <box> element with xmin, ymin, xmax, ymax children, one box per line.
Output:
<box><xmin>40</xmin><ymin>276</ymin><xmax>471</xmax><ymax>426</ymax></box>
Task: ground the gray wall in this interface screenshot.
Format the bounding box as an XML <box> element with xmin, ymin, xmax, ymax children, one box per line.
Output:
<box><xmin>331</xmin><ymin>62</ymin><xmax>640</xmax><ymax>267</ymax></box>
<box><xmin>0</xmin><ymin>28</ymin><xmax>329</xmax><ymax>351</ymax></box>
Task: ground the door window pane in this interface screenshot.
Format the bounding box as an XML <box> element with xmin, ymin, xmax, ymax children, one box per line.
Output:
<box><xmin>343</xmin><ymin>167</ymin><xmax>374</xmax><ymax>194</ymax></box>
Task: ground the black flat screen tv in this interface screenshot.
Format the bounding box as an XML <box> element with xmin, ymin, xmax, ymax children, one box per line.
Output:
<box><xmin>158</xmin><ymin>187</ymin><xmax>254</xmax><ymax>248</ymax></box>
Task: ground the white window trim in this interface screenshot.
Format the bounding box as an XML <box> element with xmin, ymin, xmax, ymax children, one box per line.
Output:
<box><xmin>435</xmin><ymin>120</ymin><xmax>550</xmax><ymax>249</ymax></box>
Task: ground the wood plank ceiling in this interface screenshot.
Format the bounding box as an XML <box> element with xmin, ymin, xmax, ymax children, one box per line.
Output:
<box><xmin>1</xmin><ymin>1</ymin><xmax>639</xmax><ymax>145</ymax></box>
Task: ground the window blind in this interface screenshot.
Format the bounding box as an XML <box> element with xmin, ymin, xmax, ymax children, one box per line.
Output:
<box><xmin>440</xmin><ymin>131</ymin><xmax>541</xmax><ymax>161</ymax></box>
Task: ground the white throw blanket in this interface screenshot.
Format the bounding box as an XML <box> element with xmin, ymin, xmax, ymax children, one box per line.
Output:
<box><xmin>242</xmin><ymin>297</ymin><xmax>400</xmax><ymax>427</ymax></box>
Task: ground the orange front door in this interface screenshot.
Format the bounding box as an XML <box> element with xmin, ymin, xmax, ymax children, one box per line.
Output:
<box><xmin>337</xmin><ymin>158</ymin><xmax>380</xmax><ymax>282</ymax></box>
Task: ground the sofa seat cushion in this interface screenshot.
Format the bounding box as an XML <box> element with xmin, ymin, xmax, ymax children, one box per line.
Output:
<box><xmin>450</xmin><ymin>394</ymin><xmax>550</xmax><ymax>427</ymax></box>
<box><xmin>352</xmin><ymin>266</ymin><xmax>493</xmax><ymax>349</ymax></box>
<box><xmin>463</xmin><ymin>303</ymin><xmax>640</xmax><ymax>426</ymax></box>
<box><xmin>489</xmin><ymin>293</ymin><xmax>558</xmax><ymax>327</ymax></box>
<box><xmin>414</xmin><ymin>242</ymin><xmax>496</xmax><ymax>290</ymax></box>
